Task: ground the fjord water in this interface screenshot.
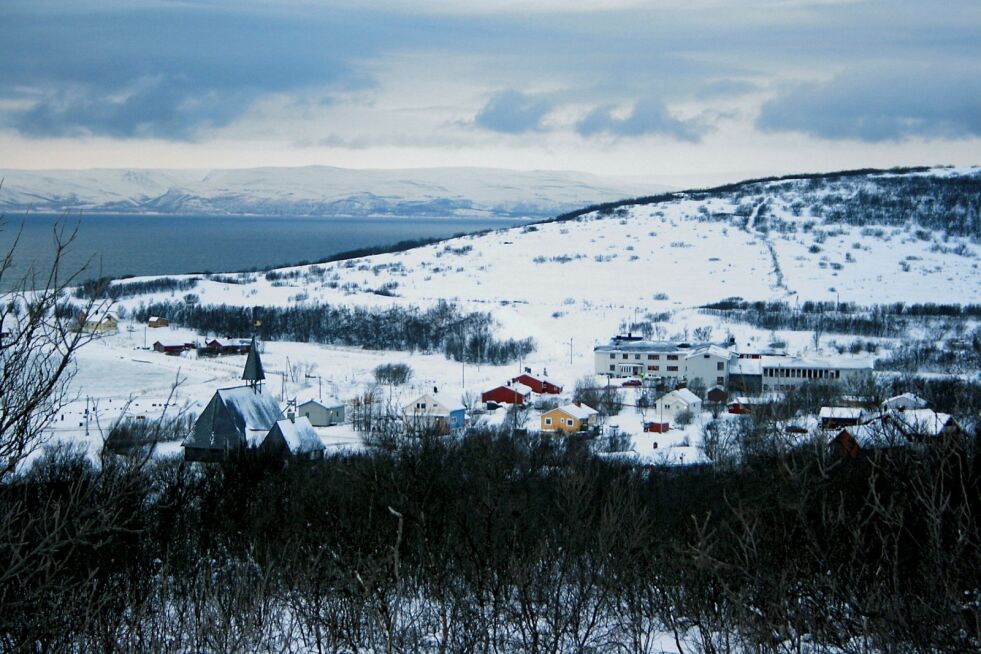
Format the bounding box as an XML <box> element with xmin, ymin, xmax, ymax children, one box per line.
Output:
<box><xmin>1</xmin><ymin>213</ymin><xmax>528</xmax><ymax>289</ymax></box>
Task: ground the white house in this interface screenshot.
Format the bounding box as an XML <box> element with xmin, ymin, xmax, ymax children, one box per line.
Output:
<box><xmin>593</xmin><ymin>338</ymin><xmax>737</xmax><ymax>387</ymax></box>
<box><xmin>298</xmin><ymin>398</ymin><xmax>345</xmax><ymax>427</ymax></box>
<box><xmin>653</xmin><ymin>388</ymin><xmax>702</xmax><ymax>417</ymax></box>
<box><xmin>880</xmin><ymin>393</ymin><xmax>928</xmax><ymax>412</ymax></box>
<box><xmin>403</xmin><ymin>393</ymin><xmax>466</xmax><ymax>434</ymax></box>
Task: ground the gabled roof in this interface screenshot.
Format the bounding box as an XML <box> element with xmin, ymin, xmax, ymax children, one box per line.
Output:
<box><xmin>562</xmin><ymin>403</ymin><xmax>598</xmax><ymax>420</ymax></box>
<box><xmin>486</xmin><ymin>382</ymin><xmax>532</xmax><ymax>396</ymax></box>
<box><xmin>299</xmin><ymin>398</ymin><xmax>344</xmax><ymax>410</ymax></box>
<box><xmin>662</xmin><ymin>388</ymin><xmax>701</xmax><ymax>405</ymax></box>
<box><xmin>886</xmin><ymin>409</ymin><xmax>955</xmax><ymax>438</ymax></box>
<box><xmin>266</xmin><ymin>417</ymin><xmax>324</xmax><ymax>454</ymax></box>
<box><xmin>881</xmin><ymin>393</ymin><xmax>928</xmax><ymax>410</ymax></box>
<box><xmin>184</xmin><ymin>386</ymin><xmax>282</xmax><ymax>451</ymax></box>
<box><xmin>404</xmin><ymin>393</ymin><xmax>465</xmax><ymax>415</ymax></box>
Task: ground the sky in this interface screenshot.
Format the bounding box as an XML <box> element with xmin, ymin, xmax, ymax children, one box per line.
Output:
<box><xmin>1</xmin><ymin>0</ymin><xmax>979</xmax><ymax>185</ymax></box>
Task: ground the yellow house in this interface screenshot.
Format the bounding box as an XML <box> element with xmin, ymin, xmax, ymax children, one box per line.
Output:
<box><xmin>541</xmin><ymin>403</ymin><xmax>598</xmax><ymax>433</ymax></box>
<box><xmin>79</xmin><ymin>311</ymin><xmax>118</xmax><ymax>334</ymax></box>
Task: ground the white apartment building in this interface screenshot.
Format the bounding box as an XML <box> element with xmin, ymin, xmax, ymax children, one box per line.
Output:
<box><xmin>593</xmin><ymin>339</ymin><xmax>735</xmax><ymax>388</ymax></box>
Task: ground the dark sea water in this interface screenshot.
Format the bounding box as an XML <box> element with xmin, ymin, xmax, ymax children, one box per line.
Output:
<box><xmin>0</xmin><ymin>214</ymin><xmax>529</xmax><ymax>290</ymax></box>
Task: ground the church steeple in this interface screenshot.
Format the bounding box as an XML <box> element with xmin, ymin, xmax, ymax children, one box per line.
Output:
<box><xmin>242</xmin><ymin>336</ymin><xmax>265</xmax><ymax>392</ymax></box>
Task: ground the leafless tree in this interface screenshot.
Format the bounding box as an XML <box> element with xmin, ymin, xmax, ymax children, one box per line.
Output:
<box><xmin>0</xmin><ymin>221</ymin><xmax>104</xmax><ymax>477</ymax></box>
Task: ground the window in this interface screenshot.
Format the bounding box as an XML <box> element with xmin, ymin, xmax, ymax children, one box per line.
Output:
<box><xmin>634</xmin><ymin>354</ymin><xmax>640</xmax><ymax>360</ymax></box>
<box><xmin>622</xmin><ymin>354</ymin><xmax>628</xmax><ymax>360</ymax></box>
<box><xmin>567</xmin><ymin>419</ymin><xmax>574</xmax><ymax>426</ymax></box>
<box><xmin>717</xmin><ymin>376</ymin><xmax>725</xmax><ymax>384</ymax></box>
<box><xmin>667</xmin><ymin>354</ymin><xmax>679</xmax><ymax>360</ymax></box>
<box><xmin>609</xmin><ymin>365</ymin><xmax>615</xmax><ymax>371</ymax></box>
<box><xmin>610</xmin><ymin>353</ymin><xmax>616</xmax><ymax>359</ymax></box>
<box><xmin>717</xmin><ymin>362</ymin><xmax>724</xmax><ymax>371</ymax></box>
<box><xmin>544</xmin><ymin>417</ymin><xmax>552</xmax><ymax>425</ymax></box>
<box><xmin>648</xmin><ymin>365</ymin><xmax>659</xmax><ymax>371</ymax></box>
<box><xmin>667</xmin><ymin>366</ymin><xmax>679</xmax><ymax>372</ymax></box>
<box><xmin>647</xmin><ymin>354</ymin><xmax>656</xmax><ymax>360</ymax></box>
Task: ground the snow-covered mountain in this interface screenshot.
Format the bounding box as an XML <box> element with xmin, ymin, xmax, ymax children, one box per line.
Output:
<box><xmin>0</xmin><ymin>166</ymin><xmax>667</xmax><ymax>218</ymax></box>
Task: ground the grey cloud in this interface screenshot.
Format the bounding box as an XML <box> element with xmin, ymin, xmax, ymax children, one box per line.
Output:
<box><xmin>757</xmin><ymin>64</ymin><xmax>981</xmax><ymax>142</ymax></box>
<box><xmin>576</xmin><ymin>98</ymin><xmax>702</xmax><ymax>142</ymax></box>
<box><xmin>474</xmin><ymin>90</ymin><xmax>553</xmax><ymax>134</ymax></box>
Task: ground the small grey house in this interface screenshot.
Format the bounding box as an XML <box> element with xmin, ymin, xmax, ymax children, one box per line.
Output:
<box><xmin>260</xmin><ymin>416</ymin><xmax>325</xmax><ymax>460</ymax></box>
<box><xmin>298</xmin><ymin>398</ymin><xmax>345</xmax><ymax>427</ymax></box>
<box><xmin>183</xmin><ymin>386</ymin><xmax>282</xmax><ymax>462</ymax></box>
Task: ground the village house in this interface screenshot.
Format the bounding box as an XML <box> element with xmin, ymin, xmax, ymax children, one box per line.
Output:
<box><xmin>77</xmin><ymin>310</ymin><xmax>118</xmax><ymax>334</ymax></box>
<box><xmin>147</xmin><ymin>316</ymin><xmax>170</xmax><ymax>328</ymax></box>
<box><xmin>403</xmin><ymin>393</ymin><xmax>466</xmax><ymax>434</ymax></box>
<box><xmin>819</xmin><ymin>406</ymin><xmax>867</xmax><ymax>430</ymax></box>
<box><xmin>540</xmin><ymin>403</ymin><xmax>598</xmax><ymax>433</ymax></box>
<box><xmin>512</xmin><ymin>373</ymin><xmax>563</xmax><ymax>395</ymax></box>
<box><xmin>830</xmin><ymin>410</ymin><xmax>963</xmax><ymax>459</ymax></box>
<box><xmin>653</xmin><ymin>388</ymin><xmax>702</xmax><ymax>418</ymax></box>
<box><xmin>727</xmin><ymin>393</ymin><xmax>784</xmax><ymax>415</ymax></box>
<box><xmin>880</xmin><ymin>393</ymin><xmax>928</xmax><ymax>412</ymax></box>
<box><xmin>152</xmin><ymin>341</ymin><xmax>193</xmax><ymax>355</ymax></box>
<box><xmin>481</xmin><ymin>382</ymin><xmax>532</xmax><ymax>406</ymax></box>
<box><xmin>259</xmin><ymin>415</ymin><xmax>325</xmax><ymax>460</ymax></box>
<box><xmin>298</xmin><ymin>398</ymin><xmax>345</xmax><ymax>427</ymax></box>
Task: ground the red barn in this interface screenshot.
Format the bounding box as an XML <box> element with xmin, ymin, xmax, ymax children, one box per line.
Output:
<box><xmin>511</xmin><ymin>373</ymin><xmax>563</xmax><ymax>395</ymax></box>
<box><xmin>482</xmin><ymin>383</ymin><xmax>532</xmax><ymax>405</ymax></box>
<box><xmin>153</xmin><ymin>341</ymin><xmax>191</xmax><ymax>355</ymax></box>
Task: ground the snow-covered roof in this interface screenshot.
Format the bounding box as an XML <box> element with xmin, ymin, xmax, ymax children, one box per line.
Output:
<box><xmin>887</xmin><ymin>409</ymin><xmax>954</xmax><ymax>437</ymax></box>
<box><xmin>268</xmin><ymin>416</ymin><xmax>324</xmax><ymax>454</ymax></box>
<box><xmin>881</xmin><ymin>393</ymin><xmax>928</xmax><ymax>410</ymax></box>
<box><xmin>819</xmin><ymin>406</ymin><xmax>865</xmax><ymax>420</ymax></box>
<box><xmin>730</xmin><ymin>358</ymin><xmax>762</xmax><ymax>375</ymax></box>
<box><xmin>185</xmin><ymin>385</ymin><xmax>283</xmax><ymax>451</ymax></box>
<box><xmin>663</xmin><ymin>388</ymin><xmax>701</xmax><ymax>406</ymax></box>
<box><xmin>685</xmin><ymin>344</ymin><xmax>733</xmax><ymax>360</ymax></box>
<box><xmin>299</xmin><ymin>397</ymin><xmax>344</xmax><ymax>410</ymax></box>
<box><xmin>760</xmin><ymin>355</ymin><xmax>872</xmax><ymax>370</ymax></box>
<box><xmin>730</xmin><ymin>393</ymin><xmax>784</xmax><ymax>405</ymax></box>
<box><xmin>487</xmin><ymin>382</ymin><xmax>532</xmax><ymax>396</ymax></box>
<box><xmin>552</xmin><ymin>403</ymin><xmax>598</xmax><ymax>420</ymax></box>
<box><xmin>594</xmin><ymin>340</ymin><xmax>720</xmax><ymax>353</ymax></box>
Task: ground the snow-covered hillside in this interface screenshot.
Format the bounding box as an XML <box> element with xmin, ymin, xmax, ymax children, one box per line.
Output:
<box><xmin>0</xmin><ymin>166</ymin><xmax>664</xmax><ymax>218</ymax></box>
<box><xmin>32</xmin><ymin>166</ymin><xmax>981</xmax><ymax>466</ymax></box>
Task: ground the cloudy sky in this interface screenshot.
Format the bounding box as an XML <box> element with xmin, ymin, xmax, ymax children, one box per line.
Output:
<box><xmin>2</xmin><ymin>0</ymin><xmax>978</xmax><ymax>184</ymax></box>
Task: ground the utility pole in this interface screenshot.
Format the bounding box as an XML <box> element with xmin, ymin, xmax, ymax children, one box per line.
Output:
<box><xmin>568</xmin><ymin>338</ymin><xmax>573</xmax><ymax>365</ymax></box>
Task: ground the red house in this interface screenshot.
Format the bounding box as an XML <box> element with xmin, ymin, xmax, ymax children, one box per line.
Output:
<box><xmin>153</xmin><ymin>341</ymin><xmax>192</xmax><ymax>355</ymax></box>
<box><xmin>511</xmin><ymin>373</ymin><xmax>563</xmax><ymax>395</ymax></box>
<box><xmin>481</xmin><ymin>383</ymin><xmax>532</xmax><ymax>405</ymax></box>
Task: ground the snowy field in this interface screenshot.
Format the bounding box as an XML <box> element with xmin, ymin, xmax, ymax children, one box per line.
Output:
<box><xmin>35</xmin><ymin>167</ymin><xmax>981</xmax><ymax>465</ymax></box>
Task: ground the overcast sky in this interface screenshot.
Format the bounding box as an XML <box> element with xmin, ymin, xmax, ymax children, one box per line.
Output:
<box><xmin>2</xmin><ymin>0</ymin><xmax>978</xmax><ymax>184</ymax></box>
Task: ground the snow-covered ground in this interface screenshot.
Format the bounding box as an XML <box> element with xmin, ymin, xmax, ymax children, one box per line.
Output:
<box><xmin>28</xmin><ymin>167</ymin><xmax>981</xmax><ymax>465</ymax></box>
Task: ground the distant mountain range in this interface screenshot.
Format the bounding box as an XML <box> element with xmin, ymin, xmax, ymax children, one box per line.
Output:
<box><xmin>0</xmin><ymin>166</ymin><xmax>668</xmax><ymax>218</ymax></box>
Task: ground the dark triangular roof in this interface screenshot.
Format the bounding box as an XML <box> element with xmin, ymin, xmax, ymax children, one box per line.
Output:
<box><xmin>183</xmin><ymin>386</ymin><xmax>282</xmax><ymax>452</ymax></box>
<box><xmin>242</xmin><ymin>337</ymin><xmax>265</xmax><ymax>384</ymax></box>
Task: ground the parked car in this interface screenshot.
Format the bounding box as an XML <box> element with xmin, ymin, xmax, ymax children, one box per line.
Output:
<box><xmin>621</xmin><ymin>379</ymin><xmax>642</xmax><ymax>387</ymax></box>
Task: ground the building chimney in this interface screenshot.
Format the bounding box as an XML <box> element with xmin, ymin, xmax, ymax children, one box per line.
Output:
<box><xmin>287</xmin><ymin>409</ymin><xmax>295</xmax><ymax>423</ymax></box>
